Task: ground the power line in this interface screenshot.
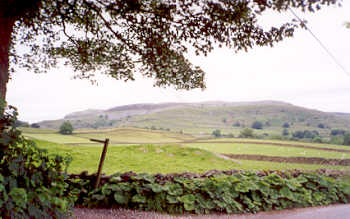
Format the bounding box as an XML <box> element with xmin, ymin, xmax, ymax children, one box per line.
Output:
<box><xmin>288</xmin><ymin>7</ymin><xmax>350</xmax><ymax>76</ymax></box>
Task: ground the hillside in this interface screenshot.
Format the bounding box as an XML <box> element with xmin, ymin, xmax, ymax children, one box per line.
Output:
<box><xmin>37</xmin><ymin>101</ymin><xmax>350</xmax><ymax>136</ymax></box>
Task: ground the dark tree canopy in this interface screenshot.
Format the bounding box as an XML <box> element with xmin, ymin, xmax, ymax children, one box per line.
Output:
<box><xmin>59</xmin><ymin>121</ymin><xmax>74</xmax><ymax>134</ymax></box>
<box><xmin>251</xmin><ymin>121</ymin><xmax>263</xmax><ymax>129</ymax></box>
<box><xmin>0</xmin><ymin>0</ymin><xmax>342</xmax><ymax>100</ymax></box>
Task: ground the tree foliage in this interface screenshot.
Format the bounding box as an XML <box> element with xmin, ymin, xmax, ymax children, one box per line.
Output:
<box><xmin>239</xmin><ymin>128</ymin><xmax>254</xmax><ymax>138</ymax></box>
<box><xmin>59</xmin><ymin>121</ymin><xmax>74</xmax><ymax>135</ymax></box>
<box><xmin>251</xmin><ymin>121</ymin><xmax>263</xmax><ymax>130</ymax></box>
<box><xmin>331</xmin><ymin>129</ymin><xmax>346</xmax><ymax>136</ymax></box>
<box><xmin>282</xmin><ymin>122</ymin><xmax>290</xmax><ymax>128</ymax></box>
<box><xmin>212</xmin><ymin>129</ymin><xmax>221</xmax><ymax>138</ymax></box>
<box><xmin>317</xmin><ymin>123</ymin><xmax>325</xmax><ymax>129</ymax></box>
<box><xmin>292</xmin><ymin>130</ymin><xmax>319</xmax><ymax>139</ymax></box>
<box><xmin>0</xmin><ymin>0</ymin><xmax>341</xmax><ymax>99</ymax></box>
<box><xmin>344</xmin><ymin>132</ymin><xmax>350</xmax><ymax>146</ymax></box>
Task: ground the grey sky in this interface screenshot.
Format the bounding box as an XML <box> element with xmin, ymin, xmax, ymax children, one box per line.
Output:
<box><xmin>7</xmin><ymin>2</ymin><xmax>350</xmax><ymax>123</ymax></box>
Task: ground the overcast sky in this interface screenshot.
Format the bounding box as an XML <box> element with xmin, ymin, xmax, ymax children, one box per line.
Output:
<box><xmin>6</xmin><ymin>2</ymin><xmax>350</xmax><ymax>123</ymax></box>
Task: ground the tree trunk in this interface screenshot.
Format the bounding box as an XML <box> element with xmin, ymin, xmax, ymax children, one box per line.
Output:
<box><xmin>0</xmin><ymin>15</ymin><xmax>15</xmax><ymax>101</ymax></box>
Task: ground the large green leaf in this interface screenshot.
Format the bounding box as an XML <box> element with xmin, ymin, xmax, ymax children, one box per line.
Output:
<box><xmin>132</xmin><ymin>173</ymin><xmax>155</xmax><ymax>183</ymax></box>
<box><xmin>164</xmin><ymin>183</ymin><xmax>183</xmax><ymax>196</ymax></box>
<box><xmin>280</xmin><ymin>186</ymin><xmax>295</xmax><ymax>201</ymax></box>
<box><xmin>195</xmin><ymin>193</ymin><xmax>215</xmax><ymax>210</ymax></box>
<box><xmin>114</xmin><ymin>192</ymin><xmax>129</xmax><ymax>204</ymax></box>
<box><xmin>145</xmin><ymin>183</ymin><xmax>163</xmax><ymax>193</ymax></box>
<box><xmin>178</xmin><ymin>194</ymin><xmax>196</xmax><ymax>204</ymax></box>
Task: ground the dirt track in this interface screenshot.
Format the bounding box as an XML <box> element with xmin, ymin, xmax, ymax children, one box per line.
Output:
<box><xmin>223</xmin><ymin>154</ymin><xmax>350</xmax><ymax>166</ymax></box>
<box><xmin>72</xmin><ymin>204</ymin><xmax>350</xmax><ymax>219</ymax></box>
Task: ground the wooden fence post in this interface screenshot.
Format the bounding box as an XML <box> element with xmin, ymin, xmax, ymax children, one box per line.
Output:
<box><xmin>90</xmin><ymin>138</ymin><xmax>110</xmax><ymax>188</ymax></box>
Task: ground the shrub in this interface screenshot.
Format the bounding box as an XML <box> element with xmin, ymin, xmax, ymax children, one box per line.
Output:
<box><xmin>329</xmin><ymin>136</ymin><xmax>344</xmax><ymax>145</ymax></box>
<box><xmin>292</xmin><ymin>130</ymin><xmax>319</xmax><ymax>139</ymax></box>
<box><xmin>344</xmin><ymin>133</ymin><xmax>350</xmax><ymax>146</ymax></box>
<box><xmin>312</xmin><ymin>137</ymin><xmax>323</xmax><ymax>143</ymax></box>
<box><xmin>331</xmin><ymin>129</ymin><xmax>346</xmax><ymax>136</ymax></box>
<box><xmin>0</xmin><ymin>101</ymin><xmax>75</xmax><ymax>218</ymax></box>
<box><xmin>282</xmin><ymin>122</ymin><xmax>290</xmax><ymax>128</ymax></box>
<box><xmin>212</xmin><ymin>129</ymin><xmax>222</xmax><ymax>137</ymax></box>
<box><xmin>31</xmin><ymin>123</ymin><xmax>40</xmax><ymax>128</ymax></box>
<box><xmin>232</xmin><ymin>121</ymin><xmax>240</xmax><ymax>127</ymax></box>
<box><xmin>251</xmin><ymin>121</ymin><xmax>263</xmax><ymax>129</ymax></box>
<box><xmin>292</xmin><ymin>131</ymin><xmax>305</xmax><ymax>139</ymax></box>
<box><xmin>318</xmin><ymin>123</ymin><xmax>325</xmax><ymax>129</ymax></box>
<box><xmin>59</xmin><ymin>121</ymin><xmax>74</xmax><ymax>135</ymax></box>
<box><xmin>239</xmin><ymin>128</ymin><xmax>254</xmax><ymax>138</ymax></box>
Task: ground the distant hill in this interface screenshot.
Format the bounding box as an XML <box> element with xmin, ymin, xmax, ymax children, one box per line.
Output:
<box><xmin>37</xmin><ymin>101</ymin><xmax>350</xmax><ymax>136</ymax></box>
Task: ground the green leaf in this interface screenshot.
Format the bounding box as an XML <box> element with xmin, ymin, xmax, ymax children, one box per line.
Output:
<box><xmin>91</xmin><ymin>194</ymin><xmax>105</xmax><ymax>201</ymax></box>
<box><xmin>101</xmin><ymin>185</ymin><xmax>112</xmax><ymax>196</ymax></box>
<box><xmin>166</xmin><ymin>195</ymin><xmax>179</xmax><ymax>204</ymax></box>
<box><xmin>108</xmin><ymin>184</ymin><xmax>122</xmax><ymax>192</ymax></box>
<box><xmin>280</xmin><ymin>186</ymin><xmax>295</xmax><ymax>201</ymax></box>
<box><xmin>114</xmin><ymin>192</ymin><xmax>129</xmax><ymax>204</ymax></box>
<box><xmin>234</xmin><ymin>182</ymin><xmax>250</xmax><ymax>193</ymax></box>
<box><xmin>305</xmin><ymin>182</ymin><xmax>318</xmax><ymax>191</ymax></box>
<box><xmin>178</xmin><ymin>194</ymin><xmax>196</xmax><ymax>204</ymax></box>
<box><xmin>213</xmin><ymin>200</ymin><xmax>227</xmax><ymax>209</ymax></box>
<box><xmin>109</xmin><ymin>176</ymin><xmax>122</xmax><ymax>183</ymax></box>
<box><xmin>145</xmin><ymin>183</ymin><xmax>163</xmax><ymax>193</ymax></box>
<box><xmin>195</xmin><ymin>193</ymin><xmax>215</xmax><ymax>210</ymax></box>
<box><xmin>184</xmin><ymin>202</ymin><xmax>195</xmax><ymax>211</ymax></box>
<box><xmin>118</xmin><ymin>183</ymin><xmax>133</xmax><ymax>192</ymax></box>
<box><xmin>132</xmin><ymin>173</ymin><xmax>155</xmax><ymax>183</ymax></box>
<box><xmin>132</xmin><ymin>194</ymin><xmax>147</xmax><ymax>203</ymax></box>
<box><xmin>9</xmin><ymin>188</ymin><xmax>27</xmax><ymax>208</ymax></box>
<box><xmin>164</xmin><ymin>183</ymin><xmax>183</xmax><ymax>196</ymax></box>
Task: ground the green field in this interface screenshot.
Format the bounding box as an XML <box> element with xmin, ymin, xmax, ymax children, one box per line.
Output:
<box><xmin>34</xmin><ymin>139</ymin><xmax>350</xmax><ymax>174</ymax></box>
<box><xmin>24</xmin><ymin>133</ymin><xmax>92</xmax><ymax>144</ymax></box>
<box><xmin>23</xmin><ymin>128</ymin><xmax>350</xmax><ymax>175</ymax></box>
<box><xmin>74</xmin><ymin>128</ymin><xmax>195</xmax><ymax>143</ymax></box>
<box><xmin>204</xmin><ymin>138</ymin><xmax>350</xmax><ymax>150</ymax></box>
<box><xmin>185</xmin><ymin>143</ymin><xmax>350</xmax><ymax>159</ymax></box>
<box><xmin>23</xmin><ymin>128</ymin><xmax>194</xmax><ymax>144</ymax></box>
<box><xmin>34</xmin><ymin>140</ymin><xmax>240</xmax><ymax>174</ymax></box>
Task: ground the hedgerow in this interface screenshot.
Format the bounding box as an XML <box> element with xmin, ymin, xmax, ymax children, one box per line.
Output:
<box><xmin>0</xmin><ymin>102</ymin><xmax>76</xmax><ymax>218</ymax></box>
<box><xmin>69</xmin><ymin>170</ymin><xmax>350</xmax><ymax>214</ymax></box>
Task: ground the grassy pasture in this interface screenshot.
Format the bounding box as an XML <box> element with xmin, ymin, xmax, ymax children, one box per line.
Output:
<box><xmin>23</xmin><ymin>128</ymin><xmax>195</xmax><ymax>144</ymax></box>
<box><xmin>185</xmin><ymin>143</ymin><xmax>350</xmax><ymax>159</ymax></box>
<box><xmin>75</xmin><ymin>128</ymin><xmax>194</xmax><ymax>144</ymax></box>
<box><xmin>24</xmin><ymin>133</ymin><xmax>92</xmax><ymax>144</ymax></box>
<box><xmin>19</xmin><ymin>127</ymin><xmax>57</xmax><ymax>134</ymax></box>
<box><xmin>34</xmin><ymin>140</ymin><xmax>240</xmax><ymax>174</ymax></box>
<box><xmin>204</xmin><ymin>138</ymin><xmax>350</xmax><ymax>150</ymax></box>
<box><xmin>22</xmin><ymin>128</ymin><xmax>350</xmax><ymax>175</ymax></box>
<box><xmin>34</xmin><ymin>139</ymin><xmax>350</xmax><ymax>175</ymax></box>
